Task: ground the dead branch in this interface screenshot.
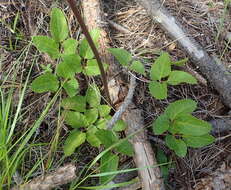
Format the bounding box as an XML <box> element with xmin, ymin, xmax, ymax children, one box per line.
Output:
<box><xmin>11</xmin><ymin>164</ymin><xmax>76</xmax><ymax>190</ymax></box>
<box><xmin>123</xmin><ymin>106</ymin><xmax>165</xmax><ymax>190</ymax></box>
<box><xmin>135</xmin><ymin>0</ymin><xmax>231</xmax><ymax>109</ymax></box>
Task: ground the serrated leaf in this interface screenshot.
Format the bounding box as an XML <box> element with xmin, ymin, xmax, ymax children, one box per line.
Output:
<box><xmin>64</xmin><ymin>130</ymin><xmax>86</xmax><ymax>156</ymax></box>
<box><xmin>79</xmin><ymin>28</ymin><xmax>100</xmax><ymax>59</ymax></box>
<box><xmin>98</xmin><ymin>105</ymin><xmax>111</xmax><ymax>117</ymax></box>
<box><xmin>167</xmin><ymin>71</ymin><xmax>197</xmax><ymax>85</ymax></box>
<box><xmin>130</xmin><ymin>60</ymin><xmax>146</xmax><ymax>75</ymax></box>
<box><xmin>32</xmin><ymin>36</ymin><xmax>59</xmax><ymax>59</ymax></box>
<box><xmin>183</xmin><ymin>134</ymin><xmax>215</xmax><ymax>148</ymax></box>
<box><xmin>63</xmin><ymin>38</ymin><xmax>78</xmax><ymax>55</ymax></box>
<box><xmin>57</xmin><ymin>54</ymin><xmax>82</xmax><ymax>78</ymax></box>
<box><xmin>85</xmin><ymin>108</ymin><xmax>98</xmax><ymax>125</ymax></box>
<box><xmin>95</xmin><ymin>115</ymin><xmax>112</xmax><ymax>129</ymax></box>
<box><xmin>84</xmin><ymin>59</ymin><xmax>100</xmax><ymax>76</ymax></box>
<box><xmin>61</xmin><ymin>96</ymin><xmax>86</xmax><ymax>112</ymax></box>
<box><xmin>171</xmin><ymin>58</ymin><xmax>188</xmax><ymax>66</ymax></box>
<box><xmin>150</xmin><ymin>52</ymin><xmax>171</xmax><ymax>81</ymax></box>
<box><xmin>115</xmin><ymin>139</ymin><xmax>134</xmax><ymax>156</ymax></box>
<box><xmin>165</xmin><ymin>99</ymin><xmax>197</xmax><ymax>120</ymax></box>
<box><xmin>86</xmin><ymin>84</ymin><xmax>101</xmax><ymax>107</ymax></box>
<box><xmin>95</xmin><ymin>129</ymin><xmax>118</xmax><ymax>148</ymax></box>
<box><xmin>31</xmin><ymin>73</ymin><xmax>59</xmax><ymax>93</ymax></box>
<box><xmin>108</xmin><ymin>48</ymin><xmax>132</xmax><ymax>66</ymax></box>
<box><xmin>63</xmin><ymin>78</ymin><xmax>79</xmax><ymax>97</ymax></box>
<box><xmin>148</xmin><ymin>81</ymin><xmax>167</xmax><ymax>100</ymax></box>
<box><xmin>100</xmin><ymin>152</ymin><xmax>119</xmax><ymax>185</ymax></box>
<box><xmin>152</xmin><ymin>114</ymin><xmax>170</xmax><ymax>135</ymax></box>
<box><xmin>113</xmin><ymin>120</ymin><xmax>127</xmax><ymax>131</ymax></box>
<box><xmin>63</xmin><ymin>111</ymin><xmax>88</xmax><ymax>128</ymax></box>
<box><xmin>173</xmin><ymin>114</ymin><xmax>212</xmax><ymax>136</ymax></box>
<box><xmin>50</xmin><ymin>8</ymin><xmax>68</xmax><ymax>42</ymax></box>
<box><xmin>165</xmin><ymin>135</ymin><xmax>187</xmax><ymax>157</ymax></box>
<box><xmin>86</xmin><ymin>126</ymin><xmax>101</xmax><ymax>147</ymax></box>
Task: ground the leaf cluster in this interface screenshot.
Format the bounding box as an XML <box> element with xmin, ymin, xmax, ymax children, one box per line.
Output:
<box><xmin>153</xmin><ymin>99</ymin><xmax>215</xmax><ymax>157</ymax></box>
<box><xmin>31</xmin><ymin>8</ymin><xmax>106</xmax><ymax>97</ymax></box>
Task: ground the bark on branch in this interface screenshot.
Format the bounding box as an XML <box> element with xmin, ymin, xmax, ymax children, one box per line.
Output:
<box><xmin>11</xmin><ymin>164</ymin><xmax>76</xmax><ymax>190</ymax></box>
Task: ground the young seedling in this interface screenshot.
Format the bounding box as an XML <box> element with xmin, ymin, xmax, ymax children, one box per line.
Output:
<box><xmin>30</xmin><ymin>7</ymin><xmax>133</xmax><ymax>185</ymax></box>
<box><xmin>109</xmin><ymin>48</ymin><xmax>215</xmax><ymax>157</ymax></box>
<box><xmin>153</xmin><ymin>99</ymin><xmax>215</xmax><ymax>157</ymax></box>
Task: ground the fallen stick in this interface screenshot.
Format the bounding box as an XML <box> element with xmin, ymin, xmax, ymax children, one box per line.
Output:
<box><xmin>135</xmin><ymin>0</ymin><xmax>231</xmax><ymax>109</ymax></box>
<box><xmin>123</xmin><ymin>106</ymin><xmax>165</xmax><ymax>190</ymax></box>
<box><xmin>81</xmin><ymin>0</ymin><xmax>165</xmax><ymax>189</ymax></box>
<box><xmin>11</xmin><ymin>164</ymin><xmax>76</xmax><ymax>190</ymax></box>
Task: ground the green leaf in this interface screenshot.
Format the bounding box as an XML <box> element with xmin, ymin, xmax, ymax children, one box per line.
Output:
<box><xmin>183</xmin><ymin>134</ymin><xmax>215</xmax><ymax>148</ymax></box>
<box><xmin>32</xmin><ymin>36</ymin><xmax>59</xmax><ymax>59</ymax></box>
<box><xmin>167</xmin><ymin>71</ymin><xmax>197</xmax><ymax>85</ymax></box>
<box><xmin>152</xmin><ymin>114</ymin><xmax>170</xmax><ymax>135</ymax></box>
<box><xmin>31</xmin><ymin>73</ymin><xmax>59</xmax><ymax>93</ymax></box>
<box><xmin>63</xmin><ymin>78</ymin><xmax>79</xmax><ymax>97</ymax></box>
<box><xmin>50</xmin><ymin>8</ymin><xmax>68</xmax><ymax>42</ymax></box>
<box><xmin>95</xmin><ymin>129</ymin><xmax>118</xmax><ymax>148</ymax></box>
<box><xmin>150</xmin><ymin>52</ymin><xmax>171</xmax><ymax>81</ymax></box>
<box><xmin>64</xmin><ymin>130</ymin><xmax>86</xmax><ymax>156</ymax></box>
<box><xmin>95</xmin><ymin>116</ymin><xmax>112</xmax><ymax>129</ymax></box>
<box><xmin>98</xmin><ymin>105</ymin><xmax>111</xmax><ymax>117</ymax></box>
<box><xmin>63</xmin><ymin>111</ymin><xmax>88</xmax><ymax>128</ymax></box>
<box><xmin>113</xmin><ymin>120</ymin><xmax>127</xmax><ymax>132</ymax></box>
<box><xmin>57</xmin><ymin>54</ymin><xmax>82</xmax><ymax>78</ymax></box>
<box><xmin>148</xmin><ymin>81</ymin><xmax>167</xmax><ymax>99</ymax></box>
<box><xmin>165</xmin><ymin>135</ymin><xmax>187</xmax><ymax>157</ymax></box>
<box><xmin>63</xmin><ymin>38</ymin><xmax>78</xmax><ymax>55</ymax></box>
<box><xmin>165</xmin><ymin>99</ymin><xmax>197</xmax><ymax>120</ymax></box>
<box><xmin>61</xmin><ymin>96</ymin><xmax>86</xmax><ymax>112</ymax></box>
<box><xmin>85</xmin><ymin>108</ymin><xmax>98</xmax><ymax>125</ymax></box>
<box><xmin>171</xmin><ymin>58</ymin><xmax>188</xmax><ymax>66</ymax></box>
<box><xmin>115</xmin><ymin>139</ymin><xmax>134</xmax><ymax>156</ymax></box>
<box><xmin>84</xmin><ymin>59</ymin><xmax>100</xmax><ymax>76</ymax></box>
<box><xmin>86</xmin><ymin>126</ymin><xmax>101</xmax><ymax>147</ymax></box>
<box><xmin>41</xmin><ymin>64</ymin><xmax>52</xmax><ymax>73</ymax></box>
<box><xmin>57</xmin><ymin>55</ymin><xmax>82</xmax><ymax>78</ymax></box>
<box><xmin>79</xmin><ymin>28</ymin><xmax>100</xmax><ymax>59</ymax></box>
<box><xmin>100</xmin><ymin>152</ymin><xmax>119</xmax><ymax>185</ymax></box>
<box><xmin>130</xmin><ymin>60</ymin><xmax>146</xmax><ymax>75</ymax></box>
<box><xmin>156</xmin><ymin>149</ymin><xmax>169</xmax><ymax>180</ymax></box>
<box><xmin>173</xmin><ymin>114</ymin><xmax>212</xmax><ymax>136</ymax></box>
<box><xmin>108</xmin><ymin>48</ymin><xmax>132</xmax><ymax>66</ymax></box>
<box><xmin>86</xmin><ymin>84</ymin><xmax>101</xmax><ymax>107</ymax></box>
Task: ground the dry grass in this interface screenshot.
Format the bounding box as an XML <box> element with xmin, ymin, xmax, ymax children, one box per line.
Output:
<box><xmin>1</xmin><ymin>0</ymin><xmax>231</xmax><ymax>189</ymax></box>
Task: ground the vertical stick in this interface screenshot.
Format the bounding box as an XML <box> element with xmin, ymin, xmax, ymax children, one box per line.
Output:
<box><xmin>66</xmin><ymin>0</ymin><xmax>112</xmax><ymax>105</ymax></box>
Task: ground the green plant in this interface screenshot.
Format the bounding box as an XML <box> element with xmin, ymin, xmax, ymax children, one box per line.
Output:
<box><xmin>109</xmin><ymin>49</ymin><xmax>196</xmax><ymax>99</ymax></box>
<box><xmin>152</xmin><ymin>99</ymin><xmax>215</xmax><ymax>157</ymax></box>
<box><xmin>109</xmin><ymin>48</ymin><xmax>215</xmax><ymax>157</ymax></box>
<box><xmin>30</xmin><ymin>7</ymin><xmax>134</xmax><ymax>186</ymax></box>
<box><xmin>31</xmin><ymin>8</ymin><xmax>106</xmax><ymax>96</ymax></box>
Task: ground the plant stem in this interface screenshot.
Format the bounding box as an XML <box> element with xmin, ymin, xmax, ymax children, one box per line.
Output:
<box><xmin>66</xmin><ymin>0</ymin><xmax>112</xmax><ymax>106</ymax></box>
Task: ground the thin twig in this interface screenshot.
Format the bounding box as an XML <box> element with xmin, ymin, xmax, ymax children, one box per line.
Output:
<box><xmin>66</xmin><ymin>0</ymin><xmax>112</xmax><ymax>105</ymax></box>
<box><xmin>107</xmin><ymin>75</ymin><xmax>136</xmax><ymax>129</ymax></box>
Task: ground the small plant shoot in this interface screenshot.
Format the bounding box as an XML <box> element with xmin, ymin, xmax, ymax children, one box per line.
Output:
<box><xmin>152</xmin><ymin>99</ymin><xmax>215</xmax><ymax>157</ymax></box>
<box><xmin>30</xmin><ymin>7</ymin><xmax>134</xmax><ymax>185</ymax></box>
<box><xmin>110</xmin><ymin>48</ymin><xmax>215</xmax><ymax>157</ymax></box>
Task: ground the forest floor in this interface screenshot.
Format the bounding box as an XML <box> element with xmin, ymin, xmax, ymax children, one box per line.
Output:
<box><xmin>0</xmin><ymin>0</ymin><xmax>231</xmax><ymax>189</ymax></box>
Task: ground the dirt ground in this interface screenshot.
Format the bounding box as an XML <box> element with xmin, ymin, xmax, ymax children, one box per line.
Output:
<box><xmin>0</xmin><ymin>0</ymin><xmax>231</xmax><ymax>189</ymax></box>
